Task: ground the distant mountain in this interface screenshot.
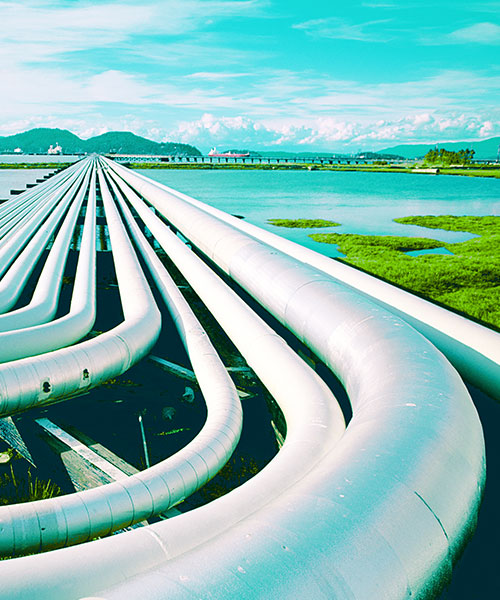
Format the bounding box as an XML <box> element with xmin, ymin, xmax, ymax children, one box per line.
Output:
<box><xmin>0</xmin><ymin>128</ymin><xmax>201</xmax><ymax>156</ymax></box>
<box><xmin>0</xmin><ymin>128</ymin><xmax>85</xmax><ymax>154</ymax></box>
<box><xmin>377</xmin><ymin>137</ymin><xmax>500</xmax><ymax>160</ymax></box>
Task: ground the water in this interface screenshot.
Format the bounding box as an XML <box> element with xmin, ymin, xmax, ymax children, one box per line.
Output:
<box><xmin>139</xmin><ymin>169</ymin><xmax>499</xmax><ymax>256</ymax></box>
<box><xmin>406</xmin><ymin>247</ymin><xmax>454</xmax><ymax>256</ymax></box>
<box><xmin>0</xmin><ymin>169</ymin><xmax>53</xmax><ymax>200</ymax></box>
<box><xmin>0</xmin><ymin>154</ymin><xmax>82</xmax><ymax>164</ymax></box>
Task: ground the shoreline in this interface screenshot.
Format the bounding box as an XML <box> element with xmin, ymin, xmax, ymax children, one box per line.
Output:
<box><xmin>1</xmin><ymin>162</ymin><xmax>499</xmax><ymax>178</ymax></box>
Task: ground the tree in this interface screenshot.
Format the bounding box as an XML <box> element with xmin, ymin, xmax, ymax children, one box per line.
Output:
<box><xmin>424</xmin><ymin>147</ymin><xmax>475</xmax><ymax>166</ymax></box>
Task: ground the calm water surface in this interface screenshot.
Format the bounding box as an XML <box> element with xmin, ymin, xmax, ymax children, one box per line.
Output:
<box><xmin>0</xmin><ymin>154</ymin><xmax>81</xmax><ymax>163</ymax></box>
<box><xmin>0</xmin><ymin>169</ymin><xmax>52</xmax><ymax>199</ymax></box>
<box><xmin>140</xmin><ymin>169</ymin><xmax>499</xmax><ymax>256</ymax></box>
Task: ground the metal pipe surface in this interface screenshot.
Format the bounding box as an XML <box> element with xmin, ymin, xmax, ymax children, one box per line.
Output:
<box><xmin>0</xmin><ymin>162</ymin><xmax>243</xmax><ymax>556</ymax></box>
<box><xmin>0</xmin><ymin>167</ymin><xmax>92</xmax><ymax>338</ymax></box>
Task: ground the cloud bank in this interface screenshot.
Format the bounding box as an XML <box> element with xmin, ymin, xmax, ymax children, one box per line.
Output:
<box><xmin>168</xmin><ymin>112</ymin><xmax>495</xmax><ymax>151</ymax></box>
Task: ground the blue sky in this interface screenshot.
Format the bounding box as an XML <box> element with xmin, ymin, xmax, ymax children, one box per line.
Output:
<box><xmin>1</xmin><ymin>0</ymin><xmax>499</xmax><ymax>151</ymax></box>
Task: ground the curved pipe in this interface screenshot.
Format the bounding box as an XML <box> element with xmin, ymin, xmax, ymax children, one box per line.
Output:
<box><xmin>0</xmin><ymin>162</ymin><xmax>485</xmax><ymax>600</ymax></box>
<box><xmin>0</xmin><ymin>167</ymin><xmax>95</xmax><ymax>359</ymax></box>
<box><xmin>0</xmin><ymin>161</ymin><xmax>87</xmax><ymax>262</ymax></box>
<box><xmin>111</xmin><ymin>161</ymin><xmax>499</xmax><ymax>399</ymax></box>
<box><xmin>0</xmin><ymin>163</ymin><xmax>90</xmax><ymax>312</ymax></box>
<box><xmin>0</xmin><ymin>167</ymin><xmax>92</xmax><ymax>335</ymax></box>
<box><xmin>0</xmin><ymin>161</ymin><xmax>86</xmax><ymax>246</ymax></box>
<box><xmin>89</xmin><ymin>163</ymin><xmax>484</xmax><ymax>599</ymax></box>
<box><xmin>0</xmin><ymin>163</ymin><xmax>345</xmax><ymax>599</ymax></box>
<box><xmin>0</xmin><ymin>166</ymin><xmax>243</xmax><ymax>556</ymax></box>
<box><xmin>0</xmin><ymin>163</ymin><xmax>161</xmax><ymax>420</ymax></box>
<box><xmin>0</xmin><ymin>160</ymin><xmax>83</xmax><ymax>231</ymax></box>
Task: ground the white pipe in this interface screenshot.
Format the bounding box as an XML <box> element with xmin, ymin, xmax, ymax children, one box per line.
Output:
<box><xmin>0</xmin><ymin>163</ymin><xmax>90</xmax><ymax>312</ymax></box>
<box><xmin>0</xmin><ymin>163</ymin><xmax>345</xmax><ymax>599</ymax></box>
<box><xmin>0</xmin><ymin>163</ymin><xmax>161</xmax><ymax>420</ymax></box>
<box><xmin>0</xmin><ymin>160</ymin><xmax>82</xmax><ymax>222</ymax></box>
<box><xmin>85</xmin><ymin>162</ymin><xmax>483</xmax><ymax>599</ymax></box>
<box><xmin>0</xmin><ymin>161</ymin><xmax>85</xmax><ymax>243</ymax></box>
<box><xmin>0</xmin><ymin>167</ymin><xmax>95</xmax><ymax>359</ymax></box>
<box><xmin>0</xmin><ymin>162</ymin><xmax>486</xmax><ymax>600</ymax></box>
<box><xmin>0</xmin><ymin>167</ymin><xmax>92</xmax><ymax>334</ymax></box>
<box><xmin>111</xmin><ymin>161</ymin><xmax>499</xmax><ymax>399</ymax></box>
<box><xmin>0</xmin><ymin>164</ymin><xmax>243</xmax><ymax>556</ymax></box>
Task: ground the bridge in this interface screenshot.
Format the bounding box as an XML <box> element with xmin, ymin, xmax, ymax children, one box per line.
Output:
<box><xmin>0</xmin><ymin>156</ymin><xmax>496</xmax><ymax>599</ymax></box>
<box><xmin>105</xmin><ymin>153</ymin><xmax>406</xmax><ymax>166</ymax></box>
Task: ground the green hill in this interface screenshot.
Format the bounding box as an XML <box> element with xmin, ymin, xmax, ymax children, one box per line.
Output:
<box><xmin>0</xmin><ymin>128</ymin><xmax>201</xmax><ymax>156</ymax></box>
<box><xmin>0</xmin><ymin>128</ymin><xmax>85</xmax><ymax>154</ymax></box>
<box><xmin>377</xmin><ymin>137</ymin><xmax>500</xmax><ymax>160</ymax></box>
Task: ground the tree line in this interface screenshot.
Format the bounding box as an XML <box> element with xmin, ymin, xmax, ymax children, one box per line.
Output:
<box><xmin>424</xmin><ymin>147</ymin><xmax>475</xmax><ymax>166</ymax></box>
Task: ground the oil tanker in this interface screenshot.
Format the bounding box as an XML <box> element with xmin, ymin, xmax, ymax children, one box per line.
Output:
<box><xmin>208</xmin><ymin>147</ymin><xmax>250</xmax><ymax>158</ymax></box>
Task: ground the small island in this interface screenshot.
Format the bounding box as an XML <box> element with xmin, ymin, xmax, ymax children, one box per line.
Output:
<box><xmin>268</xmin><ymin>218</ymin><xmax>340</xmax><ymax>228</ymax></box>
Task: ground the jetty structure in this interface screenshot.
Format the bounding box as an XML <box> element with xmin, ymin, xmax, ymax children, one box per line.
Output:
<box><xmin>0</xmin><ymin>156</ymin><xmax>495</xmax><ymax>599</ymax></box>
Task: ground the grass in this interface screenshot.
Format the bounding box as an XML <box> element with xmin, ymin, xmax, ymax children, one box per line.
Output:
<box><xmin>268</xmin><ymin>218</ymin><xmax>341</xmax><ymax>228</ymax></box>
<box><xmin>131</xmin><ymin>163</ymin><xmax>500</xmax><ymax>178</ymax></box>
<box><xmin>437</xmin><ymin>167</ymin><xmax>500</xmax><ymax>179</ymax></box>
<box><xmin>0</xmin><ymin>163</ymin><xmax>70</xmax><ymax>169</ymax></box>
<box><xmin>196</xmin><ymin>455</ymin><xmax>260</xmax><ymax>502</ymax></box>
<box><xmin>2</xmin><ymin>161</ymin><xmax>499</xmax><ymax>178</ymax></box>
<box><xmin>0</xmin><ymin>463</ymin><xmax>61</xmax><ymax>506</ymax></box>
<box><xmin>310</xmin><ymin>215</ymin><xmax>500</xmax><ymax>330</ymax></box>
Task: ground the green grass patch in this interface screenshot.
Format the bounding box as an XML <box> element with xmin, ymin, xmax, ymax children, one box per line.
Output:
<box><xmin>0</xmin><ymin>465</ymin><xmax>60</xmax><ymax>505</ymax></box>
<box><xmin>268</xmin><ymin>218</ymin><xmax>340</xmax><ymax>228</ymax></box>
<box><xmin>310</xmin><ymin>215</ymin><xmax>500</xmax><ymax>329</ymax></box>
<box><xmin>0</xmin><ymin>163</ymin><xmax>71</xmax><ymax>169</ymax></box>
<box><xmin>438</xmin><ymin>168</ymin><xmax>500</xmax><ymax>179</ymax></box>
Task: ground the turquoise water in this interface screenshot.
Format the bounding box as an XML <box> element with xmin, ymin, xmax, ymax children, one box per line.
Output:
<box><xmin>139</xmin><ymin>169</ymin><xmax>499</xmax><ymax>256</ymax></box>
<box><xmin>0</xmin><ymin>154</ymin><xmax>81</xmax><ymax>163</ymax></box>
<box><xmin>406</xmin><ymin>247</ymin><xmax>454</xmax><ymax>257</ymax></box>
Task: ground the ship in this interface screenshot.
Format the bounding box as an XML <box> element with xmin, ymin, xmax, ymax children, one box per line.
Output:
<box><xmin>48</xmin><ymin>143</ymin><xmax>63</xmax><ymax>155</ymax></box>
<box><xmin>208</xmin><ymin>147</ymin><xmax>250</xmax><ymax>158</ymax></box>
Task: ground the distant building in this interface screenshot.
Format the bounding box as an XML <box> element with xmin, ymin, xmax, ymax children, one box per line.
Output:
<box><xmin>13</xmin><ymin>147</ymin><xmax>23</xmax><ymax>154</ymax></box>
<box><xmin>48</xmin><ymin>143</ymin><xmax>63</xmax><ymax>155</ymax></box>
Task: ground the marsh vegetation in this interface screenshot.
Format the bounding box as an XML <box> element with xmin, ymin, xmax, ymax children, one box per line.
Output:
<box><xmin>306</xmin><ymin>215</ymin><xmax>499</xmax><ymax>329</ymax></box>
<box><xmin>268</xmin><ymin>218</ymin><xmax>340</xmax><ymax>228</ymax></box>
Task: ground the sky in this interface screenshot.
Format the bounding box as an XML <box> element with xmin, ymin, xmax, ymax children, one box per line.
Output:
<box><xmin>1</xmin><ymin>0</ymin><xmax>499</xmax><ymax>152</ymax></box>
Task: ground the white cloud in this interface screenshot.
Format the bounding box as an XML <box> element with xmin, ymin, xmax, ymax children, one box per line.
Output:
<box><xmin>0</xmin><ymin>1</ymin><xmax>152</xmax><ymax>61</ymax></box>
<box><xmin>185</xmin><ymin>72</ymin><xmax>250</xmax><ymax>81</ymax></box>
<box><xmin>1</xmin><ymin>109</ymin><xmax>497</xmax><ymax>152</ymax></box>
<box><xmin>293</xmin><ymin>17</ymin><xmax>392</xmax><ymax>42</ymax></box>
<box><xmin>167</xmin><ymin>112</ymin><xmax>499</xmax><ymax>151</ymax></box>
<box><xmin>448</xmin><ymin>22</ymin><xmax>500</xmax><ymax>44</ymax></box>
<box><xmin>421</xmin><ymin>21</ymin><xmax>500</xmax><ymax>46</ymax></box>
<box><xmin>0</xmin><ymin>0</ymin><xmax>264</xmax><ymax>67</ymax></box>
<box><xmin>479</xmin><ymin>121</ymin><xmax>494</xmax><ymax>137</ymax></box>
<box><xmin>86</xmin><ymin>71</ymin><xmax>155</xmax><ymax>105</ymax></box>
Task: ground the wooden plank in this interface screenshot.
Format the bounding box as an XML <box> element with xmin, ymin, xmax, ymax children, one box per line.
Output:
<box><xmin>36</xmin><ymin>418</ymin><xmax>128</xmax><ymax>481</ymax></box>
<box><xmin>148</xmin><ymin>355</ymin><xmax>252</xmax><ymax>398</ymax></box>
<box><xmin>148</xmin><ymin>355</ymin><xmax>197</xmax><ymax>383</ymax></box>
